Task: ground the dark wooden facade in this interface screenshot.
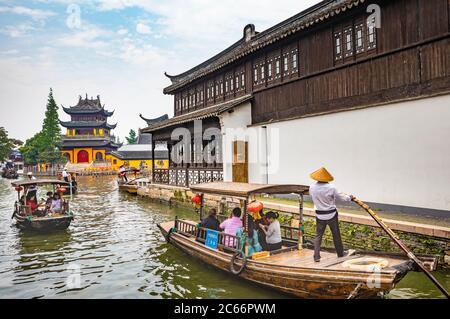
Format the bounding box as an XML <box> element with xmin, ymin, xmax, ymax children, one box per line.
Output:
<box><xmin>165</xmin><ymin>0</ymin><xmax>450</xmax><ymax>125</ymax></box>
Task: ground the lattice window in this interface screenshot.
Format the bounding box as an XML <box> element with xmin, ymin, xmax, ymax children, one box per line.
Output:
<box><xmin>241</xmin><ymin>72</ymin><xmax>245</xmax><ymax>90</ymax></box>
<box><xmin>283</xmin><ymin>52</ymin><xmax>290</xmax><ymax>76</ymax></box>
<box><xmin>230</xmin><ymin>76</ymin><xmax>234</xmax><ymax>92</ymax></box>
<box><xmin>253</xmin><ymin>65</ymin><xmax>258</xmax><ymax>84</ymax></box>
<box><xmin>344</xmin><ymin>26</ymin><xmax>353</xmax><ymax>58</ymax></box>
<box><xmin>267</xmin><ymin>59</ymin><xmax>273</xmax><ymax>80</ymax></box>
<box><xmin>355</xmin><ymin>23</ymin><xmax>364</xmax><ymax>54</ymax></box>
<box><xmin>291</xmin><ymin>48</ymin><xmax>298</xmax><ymax>74</ymax></box>
<box><xmin>367</xmin><ymin>17</ymin><xmax>377</xmax><ymax>50</ymax></box>
<box><xmin>275</xmin><ymin>58</ymin><xmax>281</xmax><ymax>78</ymax></box>
<box><xmin>334</xmin><ymin>31</ymin><xmax>343</xmax><ymax>61</ymax></box>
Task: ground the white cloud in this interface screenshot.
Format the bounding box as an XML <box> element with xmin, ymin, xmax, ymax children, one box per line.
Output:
<box><xmin>58</xmin><ymin>25</ymin><xmax>111</xmax><ymax>48</ymax></box>
<box><xmin>0</xmin><ymin>24</ymin><xmax>35</xmax><ymax>37</ymax></box>
<box><xmin>136</xmin><ymin>22</ymin><xmax>152</xmax><ymax>35</ymax></box>
<box><xmin>117</xmin><ymin>28</ymin><xmax>128</xmax><ymax>35</ymax></box>
<box><xmin>0</xmin><ymin>6</ymin><xmax>56</xmax><ymax>21</ymax></box>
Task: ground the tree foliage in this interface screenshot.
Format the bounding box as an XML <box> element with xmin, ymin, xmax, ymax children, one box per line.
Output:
<box><xmin>126</xmin><ymin>129</ymin><xmax>138</xmax><ymax>144</ymax></box>
<box><xmin>20</xmin><ymin>88</ymin><xmax>64</xmax><ymax>165</ymax></box>
<box><xmin>0</xmin><ymin>127</ymin><xmax>22</xmax><ymax>161</ymax></box>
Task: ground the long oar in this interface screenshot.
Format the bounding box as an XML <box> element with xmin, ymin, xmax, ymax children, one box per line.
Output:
<box><xmin>352</xmin><ymin>196</ymin><xmax>449</xmax><ymax>299</ymax></box>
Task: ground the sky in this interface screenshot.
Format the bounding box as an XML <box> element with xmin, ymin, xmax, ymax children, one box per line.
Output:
<box><xmin>0</xmin><ymin>0</ymin><xmax>321</xmax><ymax>142</ymax></box>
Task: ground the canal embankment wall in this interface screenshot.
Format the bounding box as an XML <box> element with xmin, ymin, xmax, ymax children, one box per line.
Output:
<box><xmin>137</xmin><ymin>183</ymin><xmax>450</xmax><ymax>266</ymax></box>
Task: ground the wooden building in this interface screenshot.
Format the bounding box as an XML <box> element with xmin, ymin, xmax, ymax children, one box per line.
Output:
<box><xmin>60</xmin><ymin>95</ymin><xmax>121</xmax><ymax>164</ymax></box>
<box><xmin>144</xmin><ymin>0</ymin><xmax>450</xmax><ymax>212</ymax></box>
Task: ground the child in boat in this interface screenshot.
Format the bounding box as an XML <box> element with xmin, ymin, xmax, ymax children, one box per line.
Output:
<box><xmin>49</xmin><ymin>193</ymin><xmax>62</xmax><ymax>215</ymax></box>
<box><xmin>309</xmin><ymin>167</ymin><xmax>354</xmax><ymax>262</ymax></box>
<box><xmin>259</xmin><ymin>211</ymin><xmax>282</xmax><ymax>251</ymax></box>
<box><xmin>219</xmin><ymin>207</ymin><xmax>243</xmax><ymax>247</ymax></box>
<box><xmin>44</xmin><ymin>192</ymin><xmax>53</xmax><ymax>211</ymax></box>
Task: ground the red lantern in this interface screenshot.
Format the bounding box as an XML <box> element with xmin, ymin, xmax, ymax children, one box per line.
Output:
<box><xmin>248</xmin><ymin>201</ymin><xmax>264</xmax><ymax>213</ymax></box>
<box><xmin>15</xmin><ymin>187</ymin><xmax>23</xmax><ymax>192</ymax></box>
<box><xmin>191</xmin><ymin>194</ymin><xmax>202</xmax><ymax>204</ymax></box>
<box><xmin>58</xmin><ymin>188</ymin><xmax>67</xmax><ymax>194</ymax></box>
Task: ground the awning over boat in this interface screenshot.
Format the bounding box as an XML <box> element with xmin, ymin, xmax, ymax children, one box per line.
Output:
<box><xmin>190</xmin><ymin>182</ymin><xmax>309</xmax><ymax>197</ymax></box>
<box><xmin>12</xmin><ymin>180</ymin><xmax>71</xmax><ymax>188</ymax></box>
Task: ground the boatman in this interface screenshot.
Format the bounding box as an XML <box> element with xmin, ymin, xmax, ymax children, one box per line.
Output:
<box><xmin>62</xmin><ymin>168</ymin><xmax>69</xmax><ymax>182</ymax></box>
<box><xmin>309</xmin><ymin>167</ymin><xmax>354</xmax><ymax>262</ymax></box>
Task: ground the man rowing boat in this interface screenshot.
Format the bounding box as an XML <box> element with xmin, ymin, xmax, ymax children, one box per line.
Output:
<box><xmin>309</xmin><ymin>167</ymin><xmax>354</xmax><ymax>263</ymax></box>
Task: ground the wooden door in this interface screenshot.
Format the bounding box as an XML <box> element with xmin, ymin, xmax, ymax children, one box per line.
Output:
<box><xmin>77</xmin><ymin>150</ymin><xmax>89</xmax><ymax>163</ymax></box>
<box><xmin>232</xmin><ymin>141</ymin><xmax>248</xmax><ymax>183</ymax></box>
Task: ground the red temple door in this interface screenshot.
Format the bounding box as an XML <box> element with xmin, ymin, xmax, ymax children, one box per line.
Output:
<box><xmin>77</xmin><ymin>150</ymin><xmax>89</xmax><ymax>163</ymax></box>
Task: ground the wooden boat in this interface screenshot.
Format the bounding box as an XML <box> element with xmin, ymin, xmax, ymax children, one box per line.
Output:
<box><xmin>158</xmin><ymin>182</ymin><xmax>439</xmax><ymax>299</ymax></box>
<box><xmin>11</xmin><ymin>180</ymin><xmax>75</xmax><ymax>231</ymax></box>
<box><xmin>118</xmin><ymin>168</ymin><xmax>141</xmax><ymax>195</ymax></box>
<box><xmin>119</xmin><ymin>182</ymin><xmax>139</xmax><ymax>194</ymax></box>
<box><xmin>1</xmin><ymin>167</ymin><xmax>19</xmax><ymax>179</ymax></box>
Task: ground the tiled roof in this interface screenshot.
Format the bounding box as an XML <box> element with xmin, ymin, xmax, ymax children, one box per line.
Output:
<box><xmin>142</xmin><ymin>94</ymin><xmax>252</xmax><ymax>133</ymax></box>
<box><xmin>139</xmin><ymin>114</ymin><xmax>169</xmax><ymax>127</ymax></box>
<box><xmin>62</xmin><ymin>94</ymin><xmax>114</xmax><ymax>116</ymax></box>
<box><xmin>163</xmin><ymin>0</ymin><xmax>365</xmax><ymax>94</ymax></box>
<box><xmin>60</xmin><ymin>139</ymin><xmax>121</xmax><ymax>149</ymax></box>
<box><xmin>110</xmin><ymin>147</ymin><xmax>168</xmax><ymax>160</ymax></box>
<box><xmin>59</xmin><ymin>120</ymin><xmax>117</xmax><ymax>130</ymax></box>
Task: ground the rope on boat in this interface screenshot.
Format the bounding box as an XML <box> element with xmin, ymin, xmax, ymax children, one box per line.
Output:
<box><xmin>347</xmin><ymin>283</ymin><xmax>363</xmax><ymax>299</ymax></box>
<box><xmin>352</xmin><ymin>196</ymin><xmax>450</xmax><ymax>299</ymax></box>
<box><xmin>165</xmin><ymin>227</ymin><xmax>177</xmax><ymax>243</ymax></box>
<box><xmin>229</xmin><ymin>250</ymin><xmax>247</xmax><ymax>276</ymax></box>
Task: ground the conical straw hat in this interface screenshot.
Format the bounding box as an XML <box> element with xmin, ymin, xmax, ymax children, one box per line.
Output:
<box><xmin>310</xmin><ymin>167</ymin><xmax>334</xmax><ymax>182</ymax></box>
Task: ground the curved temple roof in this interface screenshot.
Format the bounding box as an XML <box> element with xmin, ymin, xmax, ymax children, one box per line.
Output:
<box><xmin>62</xmin><ymin>94</ymin><xmax>115</xmax><ymax>116</ymax></box>
<box><xmin>59</xmin><ymin>120</ymin><xmax>117</xmax><ymax>130</ymax></box>
<box><xmin>163</xmin><ymin>0</ymin><xmax>365</xmax><ymax>94</ymax></box>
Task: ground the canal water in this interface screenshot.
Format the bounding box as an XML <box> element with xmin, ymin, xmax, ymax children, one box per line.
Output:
<box><xmin>0</xmin><ymin>176</ymin><xmax>449</xmax><ymax>299</ymax></box>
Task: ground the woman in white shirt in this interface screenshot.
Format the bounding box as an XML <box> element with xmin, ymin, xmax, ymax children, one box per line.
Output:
<box><xmin>259</xmin><ymin>211</ymin><xmax>282</xmax><ymax>252</ymax></box>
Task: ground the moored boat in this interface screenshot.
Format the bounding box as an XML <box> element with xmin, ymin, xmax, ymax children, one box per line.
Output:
<box><xmin>158</xmin><ymin>182</ymin><xmax>439</xmax><ymax>299</ymax></box>
<box><xmin>11</xmin><ymin>180</ymin><xmax>75</xmax><ymax>232</ymax></box>
<box><xmin>117</xmin><ymin>168</ymin><xmax>141</xmax><ymax>194</ymax></box>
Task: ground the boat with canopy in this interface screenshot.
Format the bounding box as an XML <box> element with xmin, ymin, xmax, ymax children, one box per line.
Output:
<box><xmin>158</xmin><ymin>182</ymin><xmax>440</xmax><ymax>299</ymax></box>
<box><xmin>11</xmin><ymin>179</ymin><xmax>75</xmax><ymax>231</ymax></box>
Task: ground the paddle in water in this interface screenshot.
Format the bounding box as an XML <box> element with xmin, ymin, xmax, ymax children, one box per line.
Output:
<box><xmin>351</xmin><ymin>196</ymin><xmax>449</xmax><ymax>299</ymax></box>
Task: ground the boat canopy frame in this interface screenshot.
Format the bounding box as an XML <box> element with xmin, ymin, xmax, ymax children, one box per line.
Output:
<box><xmin>190</xmin><ymin>182</ymin><xmax>309</xmax><ymax>198</ymax></box>
<box><xmin>190</xmin><ymin>182</ymin><xmax>310</xmax><ymax>251</ymax></box>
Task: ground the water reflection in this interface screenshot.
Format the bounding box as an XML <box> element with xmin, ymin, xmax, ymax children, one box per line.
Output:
<box><xmin>0</xmin><ymin>176</ymin><xmax>448</xmax><ymax>299</ymax></box>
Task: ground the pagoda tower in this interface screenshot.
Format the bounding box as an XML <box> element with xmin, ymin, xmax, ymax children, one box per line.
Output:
<box><xmin>59</xmin><ymin>94</ymin><xmax>121</xmax><ymax>164</ymax></box>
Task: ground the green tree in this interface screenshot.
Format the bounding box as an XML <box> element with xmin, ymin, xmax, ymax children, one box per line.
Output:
<box><xmin>42</xmin><ymin>88</ymin><xmax>61</xmax><ymax>146</ymax></box>
<box><xmin>126</xmin><ymin>129</ymin><xmax>138</xmax><ymax>144</ymax></box>
<box><xmin>0</xmin><ymin>127</ymin><xmax>22</xmax><ymax>161</ymax></box>
<box><xmin>0</xmin><ymin>127</ymin><xmax>14</xmax><ymax>161</ymax></box>
<box><xmin>20</xmin><ymin>88</ymin><xmax>64</xmax><ymax>165</ymax></box>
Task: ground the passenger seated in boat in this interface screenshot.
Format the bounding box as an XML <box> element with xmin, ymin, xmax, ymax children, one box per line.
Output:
<box><xmin>219</xmin><ymin>208</ymin><xmax>243</xmax><ymax>247</ymax></box>
<box><xmin>43</xmin><ymin>192</ymin><xmax>53</xmax><ymax>210</ymax></box>
<box><xmin>25</xmin><ymin>194</ymin><xmax>38</xmax><ymax>214</ymax></box>
<box><xmin>259</xmin><ymin>211</ymin><xmax>282</xmax><ymax>252</ymax></box>
<box><xmin>200</xmin><ymin>208</ymin><xmax>220</xmax><ymax>231</ymax></box>
<box><xmin>49</xmin><ymin>193</ymin><xmax>62</xmax><ymax>215</ymax></box>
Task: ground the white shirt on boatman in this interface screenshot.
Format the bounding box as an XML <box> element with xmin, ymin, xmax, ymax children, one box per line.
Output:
<box><xmin>309</xmin><ymin>182</ymin><xmax>351</xmax><ymax>221</ymax></box>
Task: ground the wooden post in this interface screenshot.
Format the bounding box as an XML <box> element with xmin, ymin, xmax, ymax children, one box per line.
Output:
<box><xmin>151</xmin><ymin>135</ymin><xmax>155</xmax><ymax>183</ymax></box>
<box><xmin>298</xmin><ymin>193</ymin><xmax>305</xmax><ymax>251</ymax></box>
<box><xmin>199</xmin><ymin>194</ymin><xmax>204</xmax><ymax>221</ymax></box>
<box><xmin>243</xmin><ymin>199</ymin><xmax>248</xmax><ymax>235</ymax></box>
